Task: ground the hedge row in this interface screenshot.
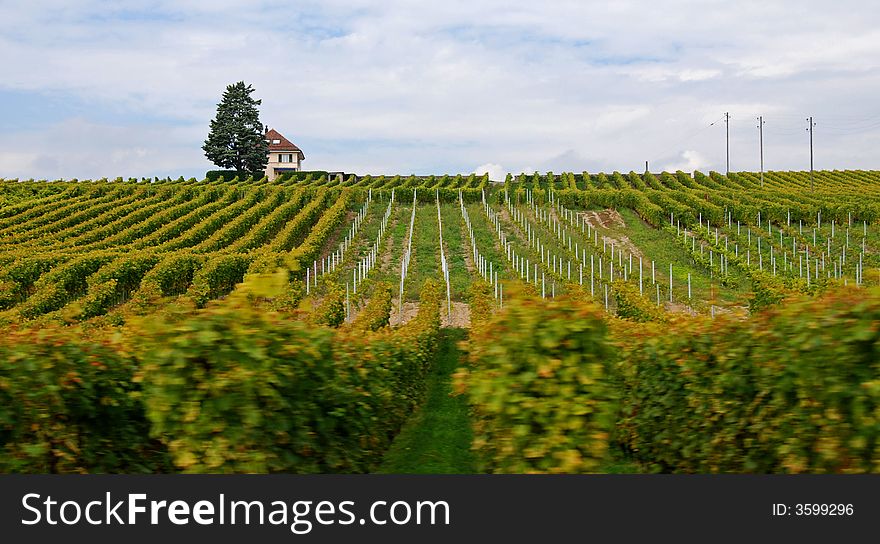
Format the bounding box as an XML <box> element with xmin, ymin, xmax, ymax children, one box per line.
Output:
<box><xmin>137</xmin><ymin>276</ymin><xmax>442</xmax><ymax>472</ymax></box>
<box><xmin>459</xmin><ymin>284</ymin><xmax>880</xmax><ymax>473</ymax></box>
<box><xmin>285</xmin><ymin>190</ymin><xmax>354</xmax><ymax>277</ymax></box>
<box><xmin>205</xmin><ymin>170</ymin><xmax>264</xmax><ymax>182</ymax></box>
<box><xmin>266</xmin><ymin>189</ymin><xmax>334</xmax><ymax>253</ymax></box>
<box><xmin>18</xmin><ymin>254</ymin><xmax>116</xmax><ymax>319</ymax></box>
<box><xmin>77</xmin><ymin>253</ymin><xmax>161</xmax><ymax>319</ymax></box>
<box><xmin>612</xmin><ymin>287</ymin><xmax>880</xmax><ymax>473</ymax></box>
<box><xmin>0</xmin><ymin>276</ymin><xmax>442</xmax><ymax>473</ymax></box>
<box><xmin>611</xmin><ymin>281</ymin><xmax>667</xmax><ymax>323</ymax></box>
<box><xmin>0</xmin><ymin>327</ymin><xmax>168</xmax><ymax>473</ymax></box>
<box><xmin>349</xmin><ymin>281</ymin><xmax>393</xmax><ymax>332</ymax></box>
<box><xmin>457</xmin><ymin>285</ymin><xmax>616</xmax><ymax>473</ymax></box>
<box><xmin>186</xmin><ymin>254</ymin><xmax>253</xmax><ymax>308</ymax></box>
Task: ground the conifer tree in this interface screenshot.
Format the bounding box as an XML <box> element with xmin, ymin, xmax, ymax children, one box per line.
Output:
<box><xmin>203</xmin><ymin>82</ymin><xmax>268</xmax><ymax>175</ymax></box>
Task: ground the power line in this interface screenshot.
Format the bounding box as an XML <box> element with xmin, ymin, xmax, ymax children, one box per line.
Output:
<box><xmin>652</xmin><ymin>111</ymin><xmax>880</xmax><ymax>173</ymax></box>
<box><xmin>807</xmin><ymin>116</ymin><xmax>816</xmax><ymax>190</ymax></box>
<box><xmin>724</xmin><ymin>111</ymin><xmax>730</xmax><ymax>174</ymax></box>
<box><xmin>757</xmin><ymin>115</ymin><xmax>764</xmax><ymax>187</ymax></box>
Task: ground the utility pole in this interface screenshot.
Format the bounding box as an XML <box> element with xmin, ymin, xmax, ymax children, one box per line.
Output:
<box><xmin>757</xmin><ymin>115</ymin><xmax>764</xmax><ymax>187</ymax></box>
<box><xmin>806</xmin><ymin>116</ymin><xmax>815</xmax><ymax>191</ymax></box>
<box><xmin>724</xmin><ymin>112</ymin><xmax>730</xmax><ymax>174</ymax></box>
<box><xmin>645</xmin><ymin>160</ymin><xmax>648</xmax><ymax>173</ymax></box>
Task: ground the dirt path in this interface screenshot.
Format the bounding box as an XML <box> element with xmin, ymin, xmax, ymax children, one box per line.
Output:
<box><xmin>389</xmin><ymin>301</ymin><xmax>471</xmax><ymax>328</ymax></box>
<box><xmin>318</xmin><ymin>210</ymin><xmax>356</xmax><ymax>264</ymax></box>
<box><xmin>578</xmin><ymin>208</ymin><xmax>647</xmax><ymax>262</ymax></box>
<box><xmin>450</xmin><ymin>214</ymin><xmax>476</xmax><ymax>275</ymax></box>
<box><xmin>580</xmin><ymin>209</ymin><xmax>625</xmax><ymax>230</ymax></box>
<box><xmin>712</xmin><ymin>305</ymin><xmax>750</xmax><ymax>318</ymax></box>
<box><xmin>379</xmin><ymin>209</ymin><xmax>400</xmax><ymax>271</ymax></box>
<box><xmin>498</xmin><ymin>206</ymin><xmax>529</xmax><ymax>246</ymax></box>
<box><xmin>459</xmin><ymin>222</ymin><xmax>477</xmax><ymax>274</ymax></box>
<box><xmin>441</xmin><ymin>302</ymin><xmax>470</xmax><ymax>328</ymax></box>
<box><xmin>663</xmin><ymin>301</ymin><xmax>697</xmax><ymax>315</ymax></box>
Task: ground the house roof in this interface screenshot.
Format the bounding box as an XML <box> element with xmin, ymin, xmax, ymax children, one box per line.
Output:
<box><xmin>265</xmin><ymin>128</ymin><xmax>304</xmax><ymax>159</ymax></box>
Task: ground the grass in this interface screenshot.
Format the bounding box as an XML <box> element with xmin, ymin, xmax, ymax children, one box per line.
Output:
<box><xmin>499</xmin><ymin>202</ymin><xmax>592</xmax><ymax>296</ymax></box>
<box><xmin>402</xmin><ymin>204</ymin><xmax>442</xmax><ymax>301</ymax></box>
<box><xmin>464</xmin><ymin>202</ymin><xmax>513</xmax><ymax>280</ymax></box>
<box><xmin>438</xmin><ymin>203</ymin><xmax>472</xmax><ymax>301</ymax></box>
<box><xmin>611</xmin><ymin>208</ymin><xmax>751</xmax><ymax>308</ymax></box>
<box><xmin>330</xmin><ymin>195</ymin><xmax>388</xmax><ymax>287</ymax></box>
<box><xmin>377</xmin><ymin>328</ymin><xmax>476</xmax><ymax>474</ymax></box>
<box><xmin>720</xmin><ymin>217</ymin><xmax>878</xmax><ymax>286</ymax></box>
<box><xmin>364</xmin><ymin>201</ymin><xmax>408</xmax><ymax>291</ymax></box>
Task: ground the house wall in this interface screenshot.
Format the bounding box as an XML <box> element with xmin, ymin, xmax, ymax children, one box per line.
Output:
<box><xmin>264</xmin><ymin>152</ymin><xmax>302</xmax><ymax>181</ymax></box>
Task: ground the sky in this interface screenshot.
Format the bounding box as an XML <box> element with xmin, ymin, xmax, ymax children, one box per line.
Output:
<box><xmin>1</xmin><ymin>0</ymin><xmax>880</xmax><ymax>180</ymax></box>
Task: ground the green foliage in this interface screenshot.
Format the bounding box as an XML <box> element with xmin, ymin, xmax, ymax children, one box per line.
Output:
<box><xmin>314</xmin><ymin>283</ymin><xmax>346</xmax><ymax>328</ymax></box>
<box><xmin>205</xmin><ymin>170</ymin><xmax>262</xmax><ymax>182</ymax></box>
<box><xmin>747</xmin><ymin>268</ymin><xmax>823</xmax><ymax>312</ymax></box>
<box><xmin>18</xmin><ymin>254</ymin><xmax>115</xmax><ymax>319</ymax></box>
<box><xmin>467</xmin><ymin>280</ymin><xmax>495</xmax><ymax>328</ymax></box>
<box><xmin>230</xmin><ymin>188</ymin><xmax>308</xmax><ymax>252</ymax></box>
<box><xmin>194</xmin><ymin>187</ymin><xmax>285</xmax><ymax>252</ymax></box>
<box><xmin>78</xmin><ymin>253</ymin><xmax>161</xmax><ymax>319</ymax></box>
<box><xmin>457</xmin><ymin>286</ymin><xmax>616</xmax><ymax>473</ymax></box>
<box><xmin>202</xmin><ymin>81</ymin><xmax>268</xmax><ymax>175</ymax></box>
<box><xmin>136</xmin><ymin>278</ymin><xmax>442</xmax><ymax>473</ymax></box>
<box><xmin>0</xmin><ymin>255</ymin><xmax>62</xmax><ymax>309</ymax></box>
<box><xmin>278</xmin><ymin>171</ymin><xmax>331</xmax><ymax>182</ymax></box>
<box><xmin>612</xmin><ymin>281</ymin><xmax>667</xmax><ymax>322</ymax></box>
<box><xmin>141</xmin><ymin>253</ymin><xmax>205</xmax><ymax>297</ymax></box>
<box><xmin>350</xmin><ymin>282</ymin><xmax>393</xmax><ymax>332</ymax></box>
<box><xmin>285</xmin><ymin>190</ymin><xmax>352</xmax><ymax>275</ymax></box>
<box><xmin>267</xmin><ymin>189</ymin><xmax>332</xmax><ymax>252</ymax></box>
<box><xmin>0</xmin><ymin>326</ymin><xmax>169</xmax><ymax>473</ymax></box>
<box><xmin>613</xmin><ymin>287</ymin><xmax>880</xmax><ymax>473</ymax></box>
<box><xmin>2</xmin><ymin>171</ymin><xmax>880</xmax><ymax>475</ymax></box>
<box><xmin>186</xmin><ymin>254</ymin><xmax>252</xmax><ymax>308</ymax></box>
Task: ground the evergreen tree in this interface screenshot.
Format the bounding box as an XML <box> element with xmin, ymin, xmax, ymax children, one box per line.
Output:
<box><xmin>203</xmin><ymin>82</ymin><xmax>268</xmax><ymax>175</ymax></box>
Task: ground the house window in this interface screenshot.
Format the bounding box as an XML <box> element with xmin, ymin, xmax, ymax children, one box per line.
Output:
<box><xmin>272</xmin><ymin>139</ymin><xmax>281</xmax><ymax>144</ymax></box>
<box><xmin>279</xmin><ymin>153</ymin><xmax>295</xmax><ymax>163</ymax></box>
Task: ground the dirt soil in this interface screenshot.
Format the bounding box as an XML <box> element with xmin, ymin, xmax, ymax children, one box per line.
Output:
<box><xmin>441</xmin><ymin>301</ymin><xmax>471</xmax><ymax>328</ymax></box>
<box><xmin>379</xmin><ymin>211</ymin><xmax>399</xmax><ymax>270</ymax></box>
<box><xmin>577</xmin><ymin>208</ymin><xmax>645</xmax><ymax>261</ymax></box>
<box><xmin>389</xmin><ymin>301</ymin><xmax>471</xmax><ymax>328</ymax></box>
<box><xmin>390</xmin><ymin>301</ymin><xmax>420</xmax><ymax>326</ymax></box>
<box><xmin>664</xmin><ymin>301</ymin><xmax>698</xmax><ymax>316</ymax></box>
<box><xmin>581</xmin><ymin>209</ymin><xmax>626</xmax><ymax>229</ymax></box>
<box><xmin>498</xmin><ymin>206</ymin><xmax>529</xmax><ymax>244</ymax></box>
<box><xmin>459</xmin><ymin>236</ymin><xmax>476</xmax><ymax>274</ymax></box>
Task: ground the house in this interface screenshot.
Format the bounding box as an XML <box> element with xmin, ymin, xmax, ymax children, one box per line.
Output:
<box><xmin>263</xmin><ymin>128</ymin><xmax>305</xmax><ymax>181</ymax></box>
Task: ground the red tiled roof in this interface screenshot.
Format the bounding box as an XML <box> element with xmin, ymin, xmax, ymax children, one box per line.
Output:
<box><xmin>265</xmin><ymin>128</ymin><xmax>304</xmax><ymax>158</ymax></box>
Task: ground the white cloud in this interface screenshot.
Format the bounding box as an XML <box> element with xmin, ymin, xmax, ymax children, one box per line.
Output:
<box><xmin>662</xmin><ymin>150</ymin><xmax>710</xmax><ymax>173</ymax></box>
<box><xmin>0</xmin><ymin>152</ymin><xmax>39</xmax><ymax>179</ymax></box>
<box><xmin>678</xmin><ymin>69</ymin><xmax>722</xmax><ymax>82</ymax></box>
<box><xmin>473</xmin><ymin>163</ymin><xmax>506</xmax><ymax>181</ymax></box>
<box><xmin>593</xmin><ymin>106</ymin><xmax>652</xmax><ymax>133</ymax></box>
<box><xmin>0</xmin><ymin>118</ymin><xmax>211</xmax><ymax>180</ymax></box>
<box><xmin>0</xmin><ymin>1</ymin><xmax>879</xmax><ymax>178</ymax></box>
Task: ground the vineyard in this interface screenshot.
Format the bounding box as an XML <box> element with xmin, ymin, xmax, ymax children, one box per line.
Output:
<box><xmin>1</xmin><ymin>169</ymin><xmax>879</xmax><ymax>473</ymax></box>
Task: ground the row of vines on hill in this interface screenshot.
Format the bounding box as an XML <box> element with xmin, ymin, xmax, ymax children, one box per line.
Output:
<box><xmin>457</xmin><ymin>282</ymin><xmax>880</xmax><ymax>473</ymax></box>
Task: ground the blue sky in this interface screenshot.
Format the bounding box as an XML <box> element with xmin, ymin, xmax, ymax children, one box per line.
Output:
<box><xmin>1</xmin><ymin>0</ymin><xmax>879</xmax><ymax>180</ymax></box>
